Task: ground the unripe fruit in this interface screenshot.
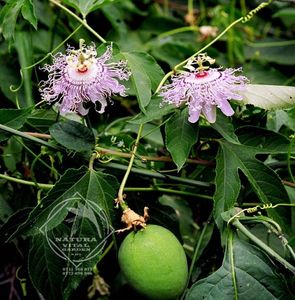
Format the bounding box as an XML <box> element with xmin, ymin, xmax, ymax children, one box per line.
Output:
<box><xmin>118</xmin><ymin>225</ymin><xmax>188</xmax><ymax>300</ymax></box>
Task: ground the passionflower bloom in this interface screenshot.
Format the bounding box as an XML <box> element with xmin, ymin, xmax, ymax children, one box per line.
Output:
<box><xmin>160</xmin><ymin>54</ymin><xmax>249</xmax><ymax>123</ymax></box>
<box><xmin>39</xmin><ymin>39</ymin><xmax>131</xmax><ymax>115</ymax></box>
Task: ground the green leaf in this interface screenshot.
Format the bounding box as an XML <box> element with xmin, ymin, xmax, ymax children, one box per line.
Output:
<box><xmin>236</xmin><ymin>126</ymin><xmax>293</xmax><ymax>154</ymax></box>
<box><xmin>3</xmin><ymin>136</ymin><xmax>23</xmax><ymax>172</ymax></box>
<box><xmin>21</xmin><ymin>0</ymin><xmax>37</xmax><ymax>29</ymax></box>
<box><xmin>240</xmin><ymin>84</ymin><xmax>295</xmax><ymax>110</ymax></box>
<box><xmin>0</xmin><ymin>207</ymin><xmax>32</xmax><ymax>244</ymax></box>
<box><xmin>185</xmin><ymin>234</ymin><xmax>291</xmax><ymax>300</ymax></box>
<box><xmin>130</xmin><ymin>95</ymin><xmax>175</xmax><ymax>124</ymax></box>
<box><xmin>49</xmin><ymin>120</ymin><xmax>95</xmax><ymax>153</ymax></box>
<box><xmin>214</xmin><ymin>140</ymin><xmax>290</xmax><ymax>232</ymax></box>
<box><xmin>267</xmin><ymin>107</ymin><xmax>295</xmax><ymax>132</ymax></box>
<box><xmin>0</xmin><ymin>107</ymin><xmax>33</xmax><ymax>142</ymax></box>
<box><xmin>26</xmin><ymin>168</ymin><xmax>118</xmax><ymax>299</ymax></box>
<box><xmin>165</xmin><ymin>109</ymin><xmax>199</xmax><ymax>171</ymax></box>
<box><xmin>0</xmin><ymin>0</ymin><xmax>24</xmax><ymax>40</ymax></box>
<box><xmin>125</xmin><ymin>52</ymin><xmax>165</xmax><ymax>93</ymax></box>
<box><xmin>120</xmin><ymin>51</ymin><xmax>165</xmax><ymax>111</ymax></box>
<box><xmin>26</xmin><ymin>109</ymin><xmax>58</xmax><ymax>132</ymax></box>
<box><xmin>211</xmin><ymin>111</ymin><xmax>239</xmax><ymax>144</ymax></box>
<box><xmin>0</xmin><ymin>0</ymin><xmax>37</xmax><ymax>40</ymax></box>
<box><xmin>28</xmin><ymin>234</ymin><xmax>64</xmax><ymax>299</ymax></box>
<box><xmin>214</xmin><ymin>145</ymin><xmax>241</xmax><ymax>230</ymax></box>
<box><xmin>8</xmin><ymin>167</ymin><xmax>117</xmax><ymax>238</ymax></box>
<box><xmin>63</xmin><ymin>0</ymin><xmax>118</xmax><ymax>18</ymax></box>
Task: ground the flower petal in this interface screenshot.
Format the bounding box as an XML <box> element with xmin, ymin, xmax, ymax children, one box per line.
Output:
<box><xmin>218</xmin><ymin>99</ymin><xmax>235</xmax><ymax>116</ymax></box>
<box><xmin>202</xmin><ymin>104</ymin><xmax>216</xmax><ymax>123</ymax></box>
<box><xmin>188</xmin><ymin>109</ymin><xmax>201</xmax><ymax>123</ymax></box>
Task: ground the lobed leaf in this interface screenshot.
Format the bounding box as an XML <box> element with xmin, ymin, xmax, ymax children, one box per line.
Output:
<box><xmin>214</xmin><ymin>140</ymin><xmax>290</xmax><ymax>232</ymax></box>
<box><xmin>21</xmin><ymin>168</ymin><xmax>118</xmax><ymax>299</ymax></box>
<box><xmin>186</xmin><ymin>234</ymin><xmax>291</xmax><ymax>300</ymax></box>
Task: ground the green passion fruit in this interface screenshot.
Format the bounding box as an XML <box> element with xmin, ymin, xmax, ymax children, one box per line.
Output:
<box><xmin>118</xmin><ymin>224</ymin><xmax>188</xmax><ymax>300</ymax></box>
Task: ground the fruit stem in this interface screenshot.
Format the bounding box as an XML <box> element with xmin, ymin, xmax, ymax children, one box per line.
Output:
<box><xmin>117</xmin><ymin>124</ymin><xmax>144</xmax><ymax>209</ymax></box>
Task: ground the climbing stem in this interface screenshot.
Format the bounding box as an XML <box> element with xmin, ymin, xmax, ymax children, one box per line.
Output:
<box><xmin>228</xmin><ymin>230</ymin><xmax>238</xmax><ymax>300</ymax></box>
<box><xmin>89</xmin><ymin>152</ymin><xmax>98</xmax><ymax>170</ymax></box>
<box><xmin>117</xmin><ymin>124</ymin><xmax>144</xmax><ymax>209</ymax></box>
<box><xmin>232</xmin><ymin>219</ymin><xmax>295</xmax><ymax>274</ymax></box>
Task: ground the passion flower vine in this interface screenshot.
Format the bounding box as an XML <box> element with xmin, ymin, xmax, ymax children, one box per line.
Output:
<box><xmin>39</xmin><ymin>39</ymin><xmax>131</xmax><ymax>115</ymax></box>
<box><xmin>160</xmin><ymin>53</ymin><xmax>249</xmax><ymax>123</ymax></box>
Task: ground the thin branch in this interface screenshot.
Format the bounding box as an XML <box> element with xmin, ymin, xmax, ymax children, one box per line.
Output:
<box><xmin>0</xmin><ymin>125</ymin><xmax>59</xmax><ymax>150</ymax></box>
<box><xmin>282</xmin><ymin>180</ymin><xmax>295</xmax><ymax>188</ymax></box>
<box><xmin>23</xmin><ymin>132</ymin><xmax>51</xmax><ymax>139</ymax></box>
<box><xmin>102</xmin><ymin>162</ymin><xmax>212</xmax><ymax>188</ymax></box>
<box><xmin>96</xmin><ymin>146</ymin><xmax>214</xmax><ymax>166</ymax></box>
<box><xmin>0</xmin><ymin>173</ymin><xmax>53</xmax><ymax>190</ymax></box>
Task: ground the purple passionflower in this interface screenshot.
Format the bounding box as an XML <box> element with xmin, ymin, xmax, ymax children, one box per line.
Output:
<box><xmin>160</xmin><ymin>54</ymin><xmax>249</xmax><ymax>123</ymax></box>
<box><xmin>39</xmin><ymin>40</ymin><xmax>130</xmax><ymax>115</ymax></box>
